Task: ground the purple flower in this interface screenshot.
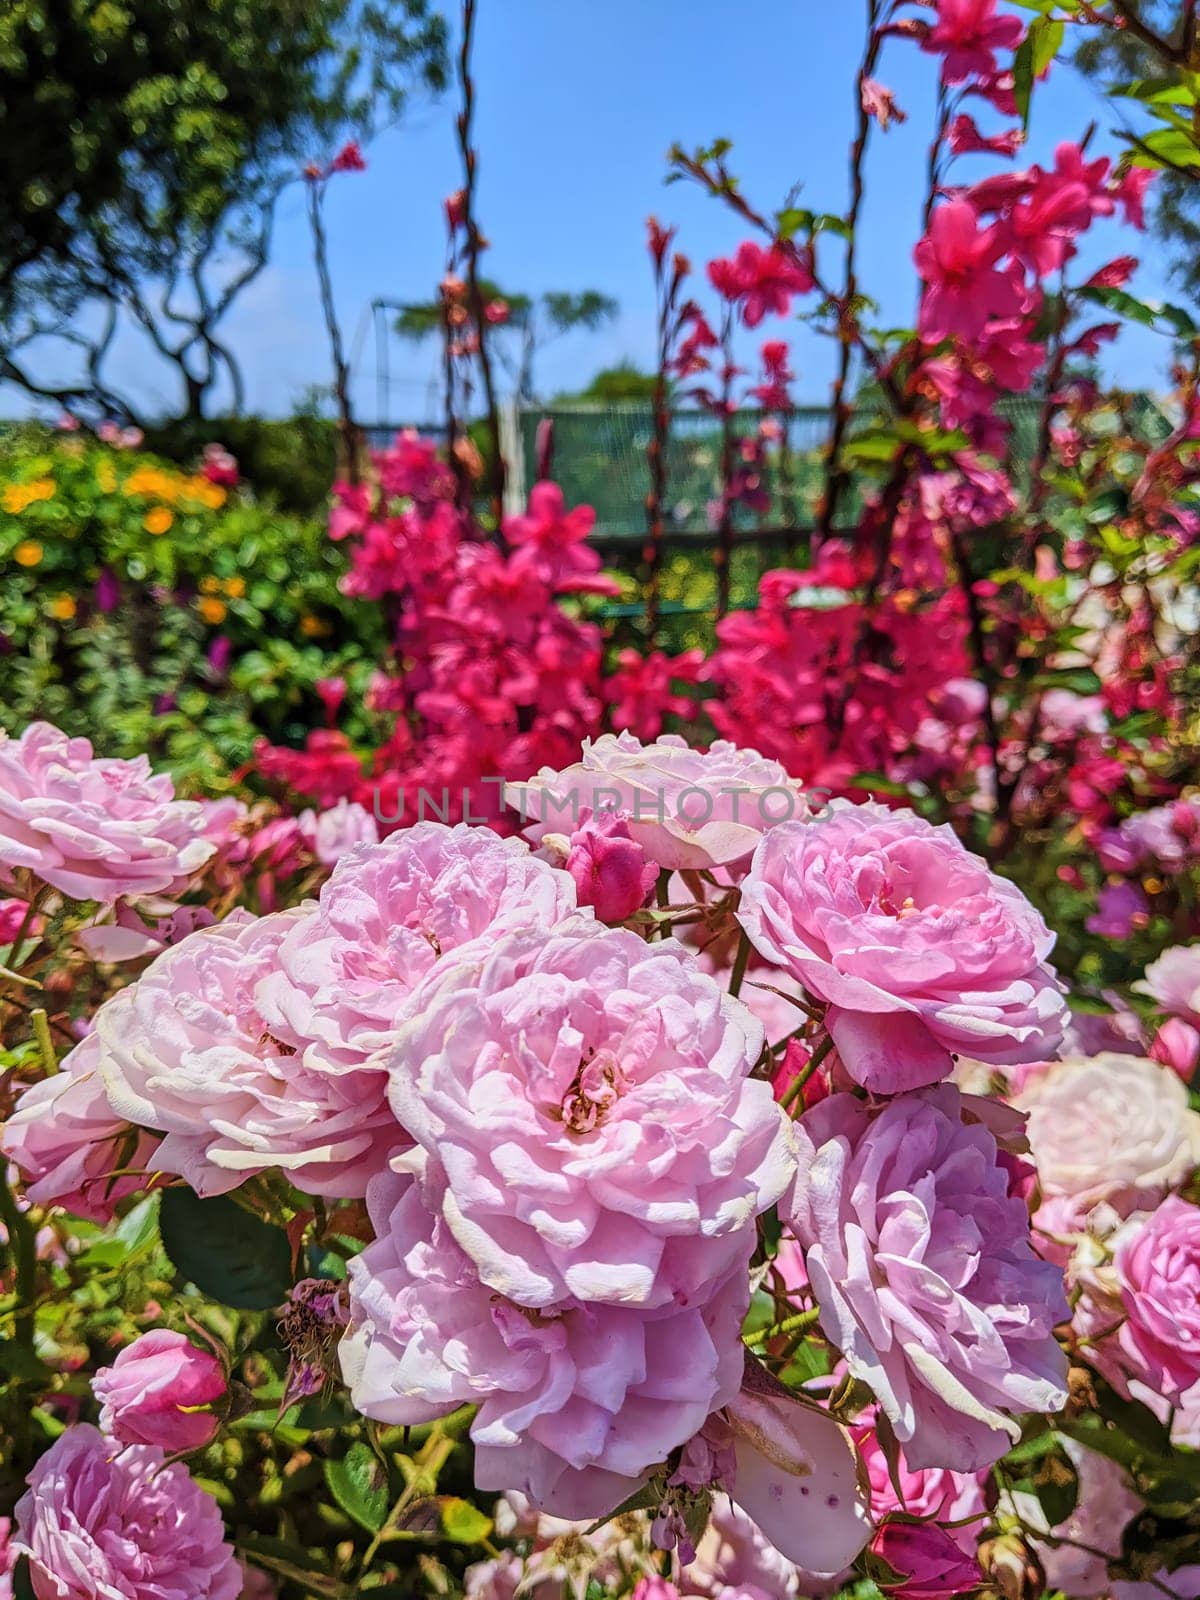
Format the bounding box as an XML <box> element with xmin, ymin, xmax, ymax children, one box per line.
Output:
<box><xmin>789</xmin><ymin>1085</ymin><xmax>1069</xmax><ymax>1471</ymax></box>
<box><xmin>12</xmin><ymin>1424</ymin><xmax>240</xmax><ymax>1599</ymax></box>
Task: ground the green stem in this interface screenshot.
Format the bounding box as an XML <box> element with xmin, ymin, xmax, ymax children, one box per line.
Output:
<box><xmin>0</xmin><ymin>1167</ymin><xmax>38</xmax><ymax>1349</ymax></box>
<box><xmin>728</xmin><ymin>930</ymin><xmax>752</xmax><ymax>999</ymax></box>
<box><xmin>31</xmin><ymin>1008</ymin><xmax>58</xmax><ymax>1077</ymax></box>
<box><xmin>780</xmin><ymin>1032</ymin><xmax>834</xmax><ymax>1115</ymax></box>
<box><xmin>746</xmin><ymin>1304</ymin><xmax>822</xmax><ymax>1350</ymax></box>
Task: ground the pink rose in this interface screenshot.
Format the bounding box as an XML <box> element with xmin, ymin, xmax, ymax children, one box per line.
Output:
<box><xmin>739</xmin><ymin>803</ymin><xmax>1065</xmax><ymax>1092</ymax></box>
<box><xmin>12</xmin><ymin>1424</ymin><xmax>240</xmax><ymax>1599</ymax></box>
<box><xmin>389</xmin><ymin>916</ymin><xmax>792</xmax><ymax>1310</ymax></box>
<box><xmin>297</xmin><ymin>797</ymin><xmax>379</xmax><ymax>866</ymax></box>
<box><xmin>790</xmin><ymin>1086</ymin><xmax>1068</xmax><ymax>1471</ymax></box>
<box><xmin>510</xmin><ymin>732</ymin><xmax>810</xmax><ymax>871</ymax></box>
<box><xmin>1151</xmin><ymin>1017</ymin><xmax>1200</xmax><ymax>1081</ymax></box>
<box><xmin>855</xmin><ymin>1417</ymin><xmax>987</xmax><ymax>1553</ymax></box>
<box><xmin>91</xmin><ymin>909</ymin><xmax>400</xmax><ymax>1198</ymax></box>
<box><xmin>93</xmin><ymin>1329</ymin><xmax>227</xmax><ymax>1452</ymax></box>
<box><xmin>1114</xmin><ymin>1197</ymin><xmax>1200</xmax><ymax>1403</ymax></box>
<box><xmin>0</xmin><ymin>722</ymin><xmax>214</xmax><ymax>903</ymax></box>
<box><xmin>1136</xmin><ymin>944</ymin><xmax>1200</xmax><ymax>1025</ymax></box>
<box><xmin>557</xmin><ymin>810</ymin><xmax>658</xmax><ymax>923</ymax></box>
<box><xmin>1</xmin><ymin>1033</ymin><xmax>160</xmax><ymax>1222</ymax></box>
<box><xmin>682</xmin><ymin>1494</ymin><xmax>799</xmax><ymax>1599</ymax></box>
<box><xmin>869</xmin><ymin>1519</ymin><xmax>981</xmax><ymax>1600</ymax></box>
<box><xmin>1014</xmin><ymin>1052</ymin><xmax>1200</xmax><ymax>1220</ymax></box>
<box><xmin>341</xmin><ymin>1171</ymin><xmax>747</xmax><ymax>1519</ymax></box>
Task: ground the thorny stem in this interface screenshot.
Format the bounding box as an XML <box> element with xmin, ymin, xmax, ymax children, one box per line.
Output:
<box><xmin>0</xmin><ymin>1166</ymin><xmax>38</xmax><ymax>1350</ymax></box>
<box><xmin>457</xmin><ymin>0</ymin><xmax>506</xmax><ymax>525</ymax></box>
<box><xmin>745</xmin><ymin>1305</ymin><xmax>823</xmax><ymax>1351</ymax></box>
<box><xmin>819</xmin><ymin>0</ymin><xmax>886</xmax><ymax>543</ymax></box>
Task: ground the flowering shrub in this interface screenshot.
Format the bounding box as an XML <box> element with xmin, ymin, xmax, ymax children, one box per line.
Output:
<box><xmin>0</xmin><ymin>708</ymin><xmax>1196</xmax><ymax>1600</ymax></box>
<box><xmin>3</xmin><ymin>0</ymin><xmax>1200</xmax><ymax>1596</ymax></box>
<box><xmin>0</xmin><ymin>428</ymin><xmax>384</xmax><ymax>786</ymax></box>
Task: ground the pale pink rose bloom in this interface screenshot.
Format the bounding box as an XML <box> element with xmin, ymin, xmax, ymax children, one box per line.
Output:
<box><xmin>93</xmin><ymin>1329</ymin><xmax>227</xmax><ymax>1453</ymax></box>
<box><xmin>1135</xmin><ymin>943</ymin><xmax>1200</xmax><ymax>1025</ymax></box>
<box><xmin>1014</xmin><ymin>1052</ymin><xmax>1200</xmax><ymax>1220</ymax></box>
<box><xmin>682</xmin><ymin>1495</ymin><xmax>798</xmax><ymax>1599</ymax></box>
<box><xmin>341</xmin><ymin>1172</ymin><xmax>747</xmax><ymax>1519</ymax></box>
<box><xmin>721</xmin><ymin>1387</ymin><xmax>871</xmax><ymax>1577</ymax></box>
<box><xmin>298</xmin><ymin>797</ymin><xmax>380</xmax><ymax>866</ymax></box>
<box><xmin>258</xmin><ymin>822</ymin><xmax>579</xmax><ymax>1077</ymax></box>
<box><xmin>0</xmin><ymin>722</ymin><xmax>214</xmax><ymax>902</ymax></box>
<box><xmin>509</xmin><ymin>732</ymin><xmax>810</xmax><ymax>870</ymax></box>
<box><xmin>0</xmin><ymin>1033</ymin><xmax>160</xmax><ymax>1222</ymax></box>
<box><xmin>0</xmin><ymin>1516</ymin><xmax>14</xmax><ymax>1600</ymax></box>
<box><xmin>12</xmin><ymin>1424</ymin><xmax>241</xmax><ymax>1600</ymax></box>
<box><xmin>1000</xmin><ymin>1439</ymin><xmax>1140</xmax><ymax>1598</ymax></box>
<box><xmin>94</xmin><ymin>826</ymin><xmax>579</xmax><ymax>1198</ymax></box>
<box><xmin>790</xmin><ymin>1086</ymin><xmax>1068</xmax><ymax>1472</ymax></box>
<box><xmin>389</xmin><ymin>916</ymin><xmax>792</xmax><ymax>1310</ymax></box>
<box><xmin>92</xmin><ymin>910</ymin><xmax>400</xmax><ymax>1198</ymax></box>
<box><xmin>739</xmin><ymin>803</ymin><xmax>1065</xmax><ymax>1092</ymax></box>
<box><xmin>1151</xmin><ymin>1017</ymin><xmax>1200</xmax><ymax>1080</ymax></box>
<box><xmin>1113</xmin><ymin>1196</ymin><xmax>1200</xmax><ymax>1402</ymax></box>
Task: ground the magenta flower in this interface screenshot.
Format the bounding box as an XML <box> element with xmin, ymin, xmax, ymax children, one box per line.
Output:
<box><xmin>914</xmin><ymin>200</ymin><xmax>1026</xmax><ymax>344</ymax></box>
<box><xmin>855</xmin><ymin>1416</ymin><xmax>987</xmax><ymax>1552</ymax></box>
<box><xmin>869</xmin><ymin>1518</ymin><xmax>982</xmax><ymax>1600</ymax></box>
<box><xmin>790</xmin><ymin>1086</ymin><xmax>1069</xmax><ymax>1471</ymax></box>
<box><xmin>389</xmin><ymin>916</ymin><xmax>792</xmax><ymax>1311</ymax></box>
<box><xmin>12</xmin><ymin>1424</ymin><xmax>240</xmax><ymax>1600</ymax></box>
<box><xmin>341</xmin><ymin>1172</ymin><xmax>747</xmax><ymax>1519</ymax></box>
<box><xmin>93</xmin><ymin>1330</ymin><xmax>226</xmax><ymax>1453</ymax></box>
<box><xmin>0</xmin><ymin>722</ymin><xmax>214</xmax><ymax>903</ymax></box>
<box><xmin>922</xmin><ymin>0</ymin><xmax>1024</xmax><ymax>84</ymax></box>
<box><xmin>738</xmin><ymin>802</ymin><xmax>1065</xmax><ymax>1092</ymax></box>
<box><xmin>558</xmin><ymin>810</ymin><xmax>658</xmax><ymax>923</ymax></box>
<box><xmin>1114</xmin><ymin>1197</ymin><xmax>1200</xmax><ymax>1403</ymax></box>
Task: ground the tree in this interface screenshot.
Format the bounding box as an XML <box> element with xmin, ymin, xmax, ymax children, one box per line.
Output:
<box><xmin>394</xmin><ymin>280</ymin><xmax>618</xmax><ymax>402</ymax></box>
<box><xmin>1073</xmin><ymin>2</ymin><xmax>1200</xmax><ymax>304</ymax></box>
<box><xmin>556</xmin><ymin>362</ymin><xmax>660</xmax><ymax>403</ymax></box>
<box><xmin>0</xmin><ymin>0</ymin><xmax>448</xmax><ymax>423</ymax></box>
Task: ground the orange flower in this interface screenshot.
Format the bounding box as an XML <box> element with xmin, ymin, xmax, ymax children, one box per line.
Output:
<box><xmin>144</xmin><ymin>508</ymin><xmax>174</xmax><ymax>536</ymax></box>
<box><xmin>14</xmin><ymin>540</ymin><xmax>44</xmax><ymax>567</ymax></box>
<box><xmin>197</xmin><ymin>597</ymin><xmax>227</xmax><ymax>625</ymax></box>
<box><xmin>223</xmin><ymin>576</ymin><xmax>246</xmax><ymax>599</ymax></box>
<box><xmin>3</xmin><ymin>478</ymin><xmax>55</xmax><ymax>514</ymax></box>
<box><xmin>48</xmin><ymin>594</ymin><xmax>77</xmax><ymax>621</ymax></box>
<box><xmin>299</xmin><ymin>613</ymin><xmax>330</xmax><ymax>638</ymax></box>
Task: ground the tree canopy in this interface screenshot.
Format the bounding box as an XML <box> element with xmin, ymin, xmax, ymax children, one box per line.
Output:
<box><xmin>0</xmin><ymin>0</ymin><xmax>448</xmax><ymax>419</ymax></box>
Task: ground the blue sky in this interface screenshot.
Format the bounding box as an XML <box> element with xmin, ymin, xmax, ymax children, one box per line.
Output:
<box><xmin>4</xmin><ymin>1</ymin><xmax>1185</xmax><ymax>421</ymax></box>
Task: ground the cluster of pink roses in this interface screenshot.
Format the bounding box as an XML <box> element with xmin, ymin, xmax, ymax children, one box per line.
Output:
<box><xmin>2</xmin><ymin>722</ymin><xmax>1084</xmax><ymax>1591</ymax></box>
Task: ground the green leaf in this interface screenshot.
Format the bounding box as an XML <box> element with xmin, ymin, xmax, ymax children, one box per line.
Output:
<box><xmin>440</xmin><ymin>1496</ymin><xmax>494</xmax><ymax>1544</ymax></box>
<box><xmin>12</xmin><ymin>1556</ymin><xmax>36</xmax><ymax>1600</ymax></box>
<box><xmin>1127</xmin><ymin>126</ymin><xmax>1200</xmax><ymax>170</ymax></box>
<box><xmin>325</xmin><ymin>1441</ymin><xmax>389</xmax><ymax>1533</ymax></box>
<box><xmin>1109</xmin><ymin>77</ymin><xmax>1195</xmax><ymax>107</ymax></box>
<box><xmin>1013</xmin><ymin>34</ymin><xmax>1035</xmax><ymax>129</ymax></box>
<box><xmin>158</xmin><ymin>1186</ymin><xmax>292</xmax><ymax>1310</ymax></box>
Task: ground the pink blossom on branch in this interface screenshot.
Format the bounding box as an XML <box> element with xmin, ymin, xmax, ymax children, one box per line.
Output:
<box><xmin>921</xmin><ymin>0</ymin><xmax>1024</xmax><ymax>86</ymax></box>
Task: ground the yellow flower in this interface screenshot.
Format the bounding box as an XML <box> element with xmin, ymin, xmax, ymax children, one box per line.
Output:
<box><xmin>223</xmin><ymin>575</ymin><xmax>246</xmax><ymax>598</ymax></box>
<box><xmin>3</xmin><ymin>478</ymin><xmax>55</xmax><ymax>514</ymax></box>
<box><xmin>144</xmin><ymin>508</ymin><xmax>174</xmax><ymax>536</ymax></box>
<box><xmin>199</xmin><ymin>575</ymin><xmax>221</xmax><ymax>595</ymax></box>
<box><xmin>181</xmin><ymin>477</ymin><xmax>226</xmax><ymax>510</ymax></box>
<box><xmin>96</xmin><ymin>464</ymin><xmax>118</xmax><ymax>494</ymax></box>
<box><xmin>48</xmin><ymin>594</ymin><xmax>77</xmax><ymax>621</ymax></box>
<box><xmin>197</xmin><ymin>597</ymin><xmax>227</xmax><ymax>625</ymax></box>
<box><xmin>299</xmin><ymin>613</ymin><xmax>330</xmax><ymax>638</ymax></box>
<box><xmin>123</xmin><ymin>467</ymin><xmax>180</xmax><ymax>502</ymax></box>
<box><xmin>14</xmin><ymin>540</ymin><xmax>44</xmax><ymax>567</ymax></box>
